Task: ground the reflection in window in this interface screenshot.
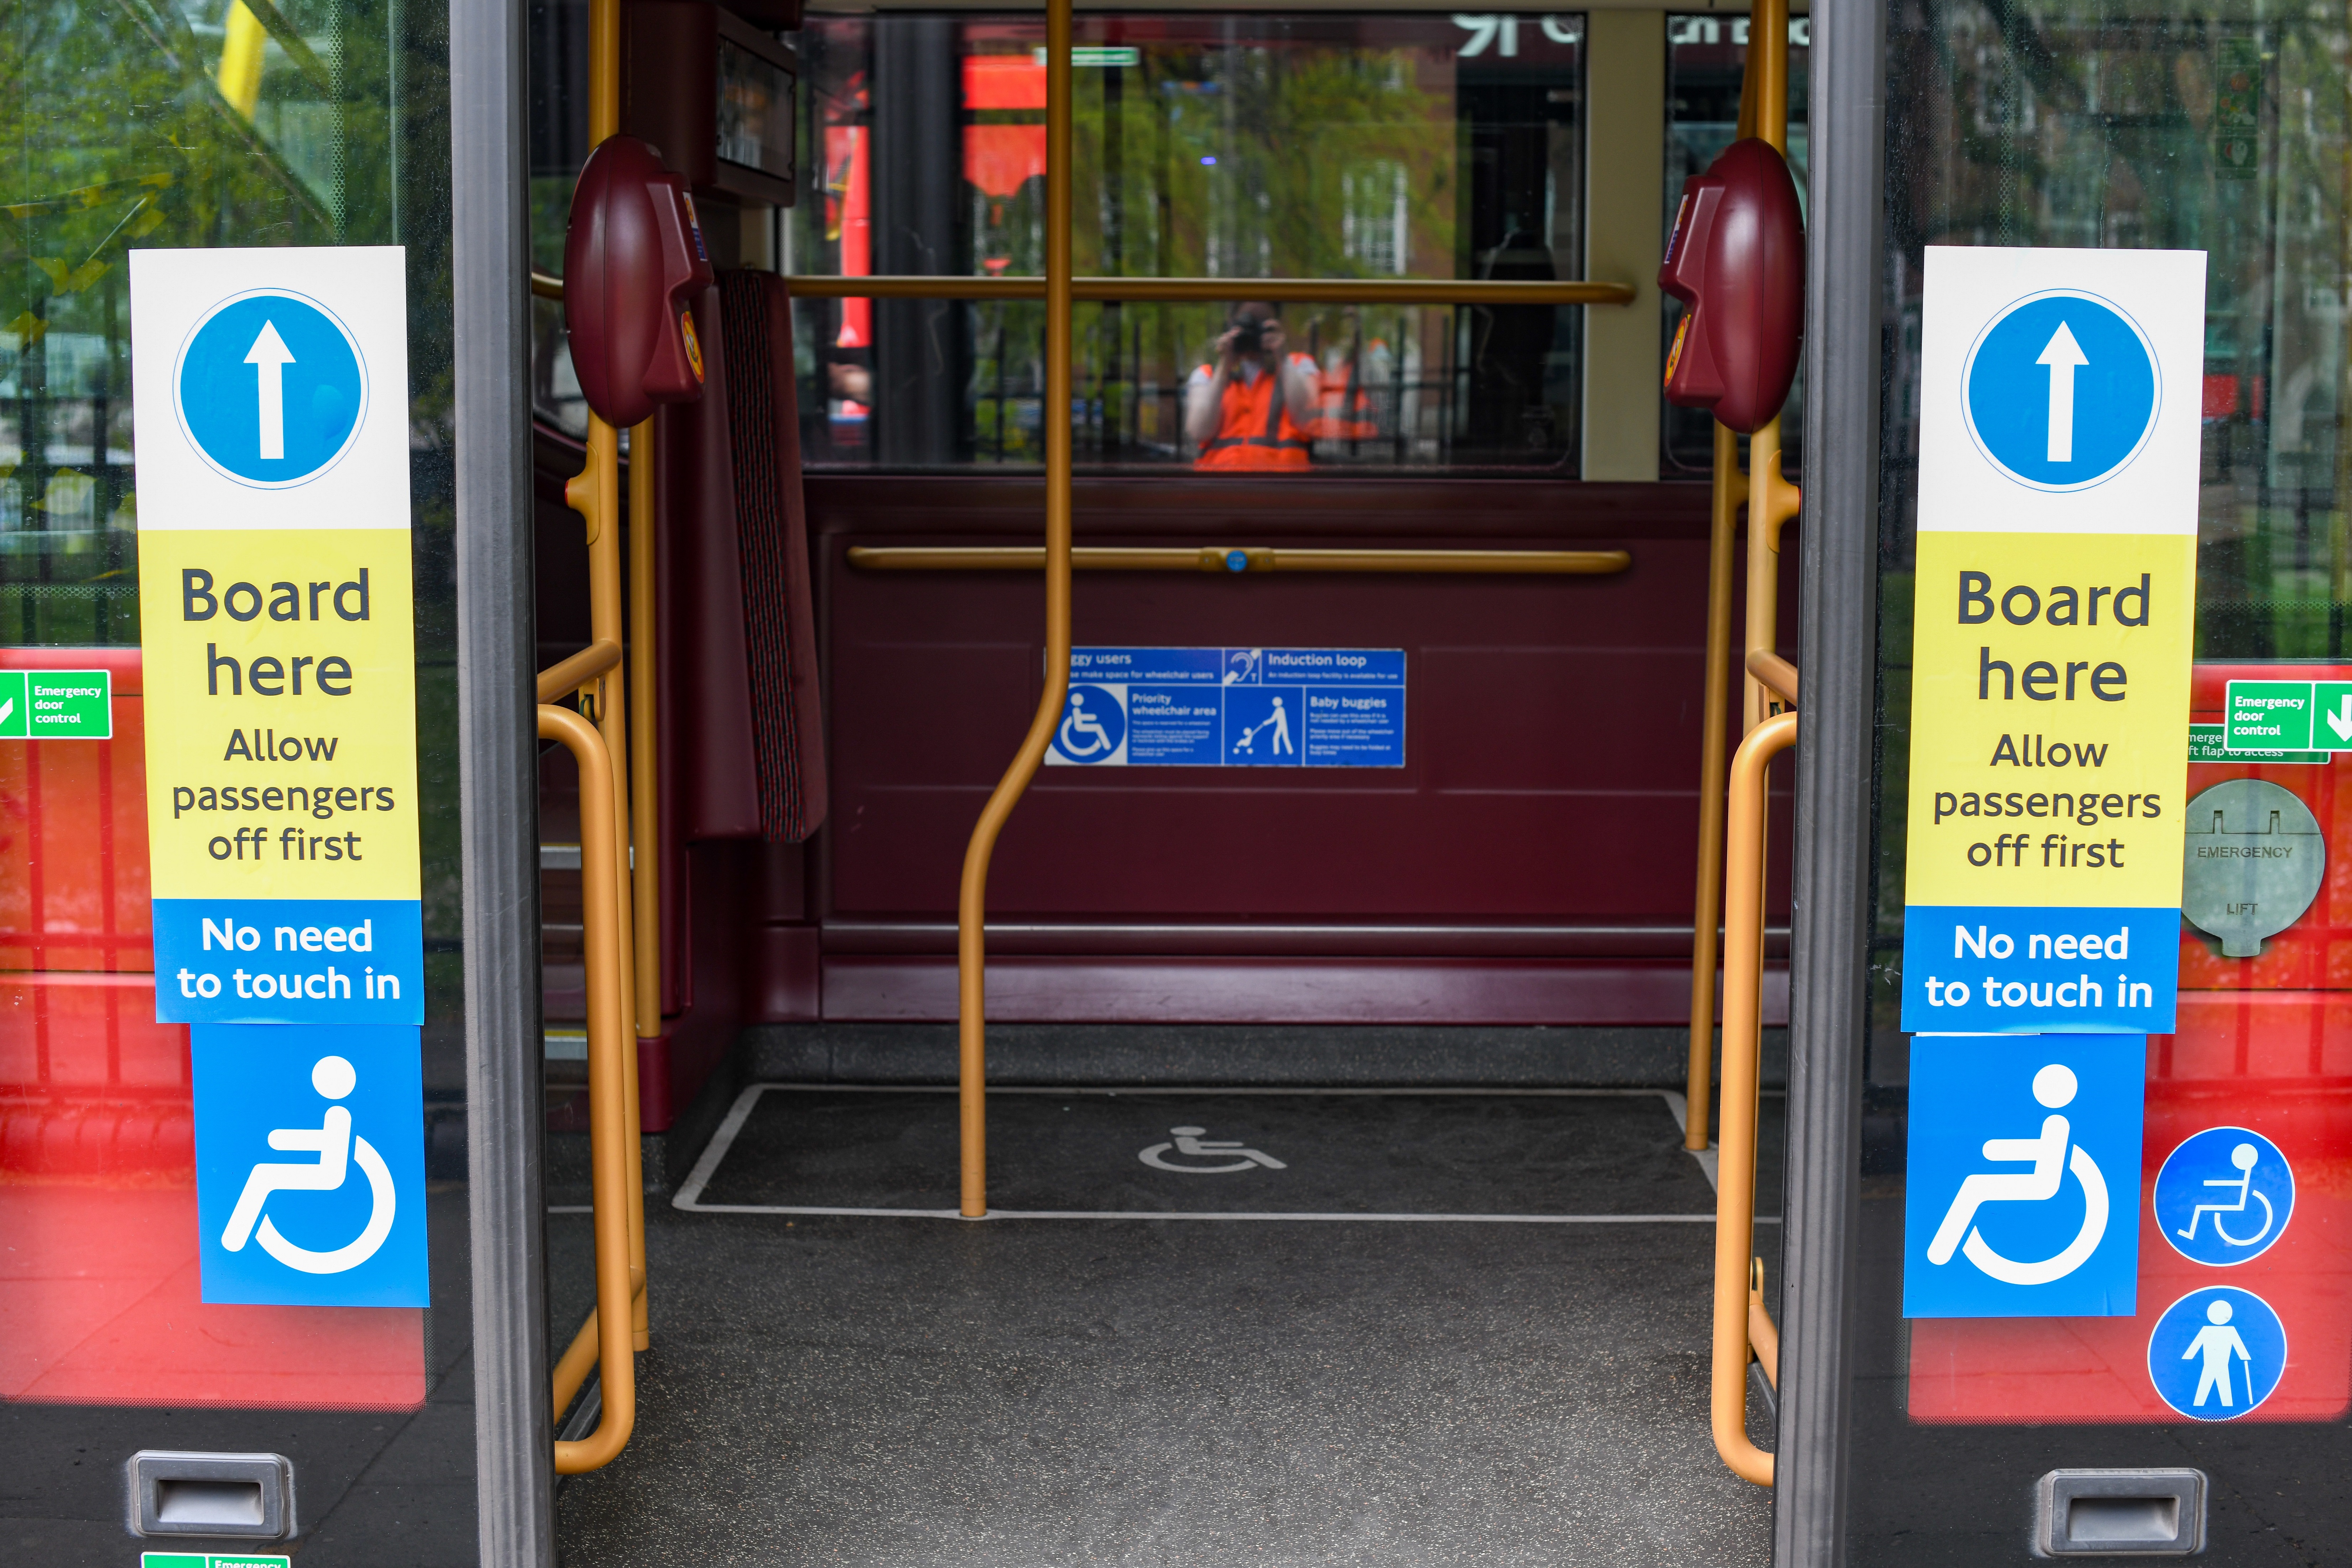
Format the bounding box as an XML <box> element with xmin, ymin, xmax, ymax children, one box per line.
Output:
<box><xmin>1884</xmin><ymin>5</ymin><xmax>2349</xmax><ymax>659</ymax></box>
<box><xmin>785</xmin><ymin>14</ymin><xmax>1590</xmax><ymax>472</ymax></box>
<box><xmin>1660</xmin><ymin>14</ymin><xmax>1809</xmax><ymax>478</ymax></box>
<box><xmin>3</xmin><ymin>0</ymin><xmax>421</xmax><ymax>644</ymax></box>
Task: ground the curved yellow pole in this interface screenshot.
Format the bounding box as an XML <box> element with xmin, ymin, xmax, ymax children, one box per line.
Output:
<box><xmin>1712</xmin><ymin>709</ymin><xmax>1795</xmax><ymax>1487</ymax></box>
<box><xmin>954</xmin><ymin>0</ymin><xmax>1072</xmax><ymax>1219</ymax></box>
<box><xmin>541</xmin><ymin>705</ymin><xmax>637</xmax><ymax>1474</ymax></box>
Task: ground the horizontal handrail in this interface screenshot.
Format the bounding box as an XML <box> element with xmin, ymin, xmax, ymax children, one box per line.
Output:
<box><xmin>846</xmin><ymin>545</ymin><xmax>1632</xmax><ymax>575</ymax></box>
<box><xmin>540</xmin><ymin>703</ymin><xmax>636</xmax><ymax>1475</ymax></box>
<box><xmin>789</xmin><ymin>275</ymin><xmax>1636</xmax><ymax>306</ymax></box>
<box><xmin>527</xmin><ymin>270</ymin><xmax>1635</xmax><ymax>308</ymax></box>
<box><xmin>537</xmin><ymin>639</ymin><xmax>621</xmax><ymax>705</ymax></box>
<box><xmin>1713</xmin><ymin>708</ymin><xmax>1797</xmax><ymax>1488</ymax></box>
<box><xmin>1746</xmin><ymin>650</ymin><xmax>1799</xmax><ymax>706</ymax></box>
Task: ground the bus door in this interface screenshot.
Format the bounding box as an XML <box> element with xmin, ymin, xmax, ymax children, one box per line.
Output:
<box><xmin>1</xmin><ymin>0</ymin><xmax>546</xmax><ymax>1559</ymax></box>
<box><xmin>1782</xmin><ymin>0</ymin><xmax>2352</xmax><ymax>1556</ymax></box>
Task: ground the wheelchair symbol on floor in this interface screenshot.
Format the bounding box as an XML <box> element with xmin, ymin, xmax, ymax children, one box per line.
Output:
<box><xmin>1925</xmin><ymin>1062</ymin><xmax>2110</xmax><ymax>1286</ymax></box>
<box><xmin>2156</xmin><ymin>1127</ymin><xmax>2294</xmax><ymax>1266</ymax></box>
<box><xmin>220</xmin><ymin>1054</ymin><xmax>398</xmax><ymax>1274</ymax></box>
<box><xmin>1139</xmin><ymin>1127</ymin><xmax>1288</xmax><ymax>1174</ymax></box>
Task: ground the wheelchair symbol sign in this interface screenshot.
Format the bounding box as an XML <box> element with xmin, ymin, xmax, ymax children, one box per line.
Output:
<box><xmin>1049</xmin><ymin>683</ymin><xmax>1127</xmax><ymax>764</ymax></box>
<box><xmin>2155</xmin><ymin>1127</ymin><xmax>2294</xmax><ymax>1267</ymax></box>
<box><xmin>193</xmin><ymin>1024</ymin><xmax>429</xmax><ymax>1307</ymax></box>
<box><xmin>1903</xmin><ymin>1034</ymin><xmax>2144</xmax><ymax>1318</ymax></box>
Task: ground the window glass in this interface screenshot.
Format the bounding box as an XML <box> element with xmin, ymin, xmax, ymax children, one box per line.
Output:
<box><xmin>786</xmin><ymin>13</ymin><xmax>1589</xmax><ymax>472</ymax></box>
<box><xmin>1858</xmin><ymin>0</ymin><xmax>2352</xmax><ymax>1545</ymax></box>
<box><xmin>1660</xmin><ymin>13</ymin><xmax>1809</xmax><ymax>478</ymax></box>
<box><xmin>3</xmin><ymin>0</ymin><xmax>469</xmax><ymax>1460</ymax></box>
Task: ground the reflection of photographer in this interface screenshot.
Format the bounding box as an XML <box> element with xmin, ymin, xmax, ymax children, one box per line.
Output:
<box><xmin>1183</xmin><ymin>301</ymin><xmax>1321</xmax><ymax>471</ymax></box>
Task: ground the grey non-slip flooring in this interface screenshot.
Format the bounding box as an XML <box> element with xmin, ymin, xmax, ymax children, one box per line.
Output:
<box><xmin>552</xmin><ymin>1091</ymin><xmax>1783</xmax><ymax>1567</ymax></box>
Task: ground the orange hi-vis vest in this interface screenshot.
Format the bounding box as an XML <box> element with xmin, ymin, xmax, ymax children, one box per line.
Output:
<box><xmin>1195</xmin><ymin>356</ymin><xmax>1315</xmax><ymax>471</ymax></box>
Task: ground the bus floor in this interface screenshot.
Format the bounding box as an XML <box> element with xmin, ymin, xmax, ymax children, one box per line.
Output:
<box><xmin>548</xmin><ymin>1083</ymin><xmax>1785</xmax><ymax>1567</ymax></box>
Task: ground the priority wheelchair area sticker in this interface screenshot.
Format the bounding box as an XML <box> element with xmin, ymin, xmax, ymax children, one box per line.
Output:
<box><xmin>1903</xmin><ymin>1034</ymin><xmax>2145</xmax><ymax>1318</ymax></box>
<box><xmin>2155</xmin><ymin>1126</ymin><xmax>2294</xmax><ymax>1267</ymax></box>
<box><xmin>191</xmin><ymin>1023</ymin><xmax>428</xmax><ymax>1307</ymax></box>
<box><xmin>1044</xmin><ymin>647</ymin><xmax>1405</xmax><ymax>768</ymax></box>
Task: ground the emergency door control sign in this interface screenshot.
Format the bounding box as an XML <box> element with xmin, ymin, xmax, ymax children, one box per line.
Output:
<box><xmin>129</xmin><ymin>247</ymin><xmax>422</xmax><ymax>1025</ymax></box>
<box><xmin>1901</xmin><ymin>246</ymin><xmax>2205</xmax><ymax>1034</ymax></box>
<box><xmin>1044</xmin><ymin>647</ymin><xmax>1405</xmax><ymax>768</ymax></box>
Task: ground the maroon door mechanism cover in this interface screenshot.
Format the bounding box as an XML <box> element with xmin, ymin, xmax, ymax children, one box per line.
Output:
<box><xmin>564</xmin><ymin>135</ymin><xmax>716</xmax><ymax>427</ymax></box>
<box><xmin>1658</xmin><ymin>137</ymin><xmax>1805</xmax><ymax>435</ymax></box>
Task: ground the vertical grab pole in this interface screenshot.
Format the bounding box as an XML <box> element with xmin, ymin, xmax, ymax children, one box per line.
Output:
<box><xmin>1684</xmin><ymin>426</ymin><xmax>1746</xmax><ymax>1150</ymax></box>
<box><xmin>567</xmin><ymin>0</ymin><xmax>648</xmax><ymax>1342</ymax></box>
<box><xmin>1712</xmin><ymin>708</ymin><xmax>1795</xmax><ymax>1487</ymax></box>
<box><xmin>955</xmin><ymin>0</ymin><xmax>1073</xmax><ymax>1218</ymax></box>
<box><xmin>1741</xmin><ymin>0</ymin><xmax>1799</xmax><ymax>738</ymax></box>
<box><xmin>1684</xmin><ymin>14</ymin><xmax>1765</xmax><ymax>1152</ymax></box>
<box><xmin>622</xmin><ymin>415</ymin><xmax>656</xmax><ymax>1345</ymax></box>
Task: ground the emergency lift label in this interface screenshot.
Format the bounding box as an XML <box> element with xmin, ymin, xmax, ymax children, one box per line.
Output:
<box><xmin>130</xmin><ymin>247</ymin><xmax>422</xmax><ymax>1026</ymax></box>
<box><xmin>1900</xmin><ymin>246</ymin><xmax>2205</xmax><ymax>1034</ymax></box>
<box><xmin>1044</xmin><ymin>647</ymin><xmax>1406</xmax><ymax>768</ymax></box>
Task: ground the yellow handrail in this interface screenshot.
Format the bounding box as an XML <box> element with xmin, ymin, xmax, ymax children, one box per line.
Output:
<box><xmin>846</xmin><ymin>546</ymin><xmax>1631</xmax><ymax>575</ymax></box>
<box><xmin>1747</xmin><ymin>650</ymin><xmax>1800</xmax><ymax>707</ymax></box>
<box><xmin>1684</xmin><ymin>0</ymin><xmax>1800</xmax><ymax>1144</ymax></box>
<box><xmin>1712</xmin><ymin>708</ymin><xmax>1795</xmax><ymax>1488</ymax></box>
<box><xmin>531</xmin><ymin>271</ymin><xmax>1635</xmax><ymax>309</ymax></box>
<box><xmin>629</xmin><ymin>420</ymin><xmax>661</xmax><ymax>1046</ymax></box>
<box><xmin>541</xmin><ymin>705</ymin><xmax>638</xmax><ymax>1474</ymax></box>
<box><xmin>953</xmin><ymin>0</ymin><xmax>1074</xmax><ymax>1219</ymax></box>
<box><xmin>785</xmin><ymin>275</ymin><xmax>1634</xmax><ymax>306</ymax></box>
<box><xmin>536</xmin><ymin>638</ymin><xmax>620</xmax><ymax>705</ymax></box>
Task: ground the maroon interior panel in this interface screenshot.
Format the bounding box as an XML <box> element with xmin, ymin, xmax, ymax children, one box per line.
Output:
<box><xmin>817</xmin><ymin>476</ymin><xmax>1795</xmax><ymax>930</ymax></box>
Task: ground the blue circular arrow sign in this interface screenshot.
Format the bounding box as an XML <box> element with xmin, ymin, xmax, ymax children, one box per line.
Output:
<box><xmin>1962</xmin><ymin>289</ymin><xmax>2159</xmax><ymax>492</ymax></box>
<box><xmin>176</xmin><ymin>290</ymin><xmax>367</xmax><ymax>488</ymax></box>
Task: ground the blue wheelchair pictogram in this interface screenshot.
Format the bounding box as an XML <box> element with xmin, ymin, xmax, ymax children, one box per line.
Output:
<box><xmin>2147</xmin><ymin>1286</ymin><xmax>2287</xmax><ymax>1420</ymax></box>
<box><xmin>1052</xmin><ymin>683</ymin><xmax>1126</xmax><ymax>763</ymax></box>
<box><xmin>1902</xmin><ymin>1035</ymin><xmax>2144</xmax><ymax>1318</ymax></box>
<box><xmin>193</xmin><ymin>1023</ymin><xmax>429</xmax><ymax>1307</ymax></box>
<box><xmin>175</xmin><ymin>289</ymin><xmax>368</xmax><ymax>487</ymax></box>
<box><xmin>2155</xmin><ymin>1126</ymin><xmax>2294</xmax><ymax>1266</ymax></box>
<box><xmin>1962</xmin><ymin>289</ymin><xmax>2159</xmax><ymax>492</ymax></box>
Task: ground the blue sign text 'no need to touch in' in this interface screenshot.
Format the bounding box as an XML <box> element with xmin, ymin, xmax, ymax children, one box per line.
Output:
<box><xmin>1046</xmin><ymin>647</ymin><xmax>1405</xmax><ymax>768</ymax></box>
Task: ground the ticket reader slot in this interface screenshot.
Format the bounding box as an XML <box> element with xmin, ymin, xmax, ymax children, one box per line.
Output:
<box><xmin>127</xmin><ymin>1450</ymin><xmax>296</xmax><ymax>1540</ymax></box>
<box><xmin>1658</xmin><ymin>137</ymin><xmax>1805</xmax><ymax>434</ymax></box>
<box><xmin>564</xmin><ymin>135</ymin><xmax>718</xmax><ymax>427</ymax></box>
<box><xmin>2034</xmin><ymin>1469</ymin><xmax>2206</xmax><ymax>1557</ymax></box>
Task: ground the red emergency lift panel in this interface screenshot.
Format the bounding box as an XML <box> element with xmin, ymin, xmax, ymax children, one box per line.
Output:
<box><xmin>1658</xmin><ymin>137</ymin><xmax>1805</xmax><ymax>434</ymax></box>
<box><xmin>564</xmin><ymin>135</ymin><xmax>717</xmax><ymax>427</ymax></box>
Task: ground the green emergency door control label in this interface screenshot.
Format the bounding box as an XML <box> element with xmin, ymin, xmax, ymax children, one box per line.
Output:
<box><xmin>2189</xmin><ymin>722</ymin><xmax>2325</xmax><ymax>765</ymax></box>
<box><xmin>141</xmin><ymin>1554</ymin><xmax>291</xmax><ymax>1568</ymax></box>
<box><xmin>2224</xmin><ymin>678</ymin><xmax>2352</xmax><ymax>752</ymax></box>
<box><xmin>0</xmin><ymin>668</ymin><xmax>112</xmax><ymax>738</ymax></box>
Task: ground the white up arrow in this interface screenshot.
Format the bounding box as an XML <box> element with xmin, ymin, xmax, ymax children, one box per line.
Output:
<box><xmin>245</xmin><ymin>321</ymin><xmax>295</xmax><ymax>460</ymax></box>
<box><xmin>2037</xmin><ymin>320</ymin><xmax>2087</xmax><ymax>464</ymax></box>
<box><xmin>2326</xmin><ymin>693</ymin><xmax>2352</xmax><ymax>744</ymax></box>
